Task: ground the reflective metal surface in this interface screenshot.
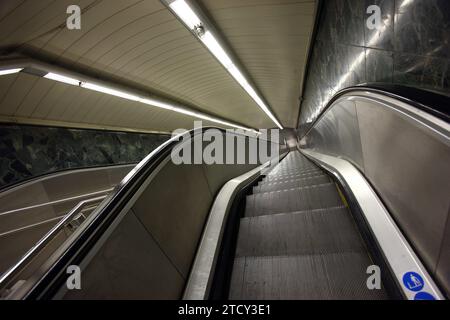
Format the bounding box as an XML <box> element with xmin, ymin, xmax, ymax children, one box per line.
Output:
<box><xmin>300</xmin><ymin>90</ymin><xmax>450</xmax><ymax>298</ymax></box>
<box><xmin>47</xmin><ymin>129</ymin><xmax>280</xmax><ymax>300</ymax></box>
<box><xmin>298</xmin><ymin>0</ymin><xmax>450</xmax><ymax>129</ymax></box>
<box><xmin>301</xmin><ymin>149</ymin><xmax>444</xmax><ymax>300</ymax></box>
<box><xmin>183</xmin><ymin>153</ymin><xmax>288</xmax><ymax>300</ymax></box>
<box><xmin>0</xmin><ymin>195</ymin><xmax>107</xmax><ymax>298</ymax></box>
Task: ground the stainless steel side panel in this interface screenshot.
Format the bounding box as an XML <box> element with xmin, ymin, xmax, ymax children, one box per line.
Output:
<box><xmin>58</xmin><ymin>131</ymin><xmax>281</xmax><ymax>299</ymax></box>
<box><xmin>304</xmin><ymin>99</ymin><xmax>364</xmax><ymax>170</ymax></box>
<box><xmin>300</xmin><ymin>91</ymin><xmax>450</xmax><ymax>298</ymax></box>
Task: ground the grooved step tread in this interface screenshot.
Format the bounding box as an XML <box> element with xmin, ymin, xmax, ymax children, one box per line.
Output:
<box><xmin>258</xmin><ymin>172</ymin><xmax>328</xmax><ymax>186</ymax></box>
<box><xmin>268</xmin><ymin>166</ymin><xmax>318</xmax><ymax>174</ymax></box>
<box><xmin>254</xmin><ymin>175</ymin><xmax>331</xmax><ymax>193</ymax></box>
<box><xmin>262</xmin><ymin>170</ymin><xmax>325</xmax><ymax>182</ymax></box>
<box><xmin>245</xmin><ymin>183</ymin><xmax>342</xmax><ymax>217</ymax></box>
<box><xmin>236</xmin><ymin>207</ymin><xmax>366</xmax><ymax>257</ymax></box>
<box><xmin>229</xmin><ymin>252</ymin><xmax>388</xmax><ymax>300</ymax></box>
<box><xmin>265</xmin><ymin>168</ymin><xmax>323</xmax><ymax>178</ymax></box>
<box><xmin>228</xmin><ymin>151</ymin><xmax>387</xmax><ymax>300</ymax></box>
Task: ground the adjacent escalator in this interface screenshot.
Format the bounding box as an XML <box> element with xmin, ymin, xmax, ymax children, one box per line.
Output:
<box><xmin>1</xmin><ymin>85</ymin><xmax>447</xmax><ymax>300</ymax></box>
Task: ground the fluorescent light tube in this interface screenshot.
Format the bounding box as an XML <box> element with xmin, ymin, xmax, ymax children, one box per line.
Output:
<box><xmin>172</xmin><ymin>106</ymin><xmax>198</xmax><ymax>118</ymax></box>
<box><xmin>241</xmin><ymin>82</ymin><xmax>283</xmax><ymax>129</ymax></box>
<box><xmin>169</xmin><ymin>0</ymin><xmax>201</xmax><ymax>29</ymax></box>
<box><xmin>44</xmin><ymin>72</ymin><xmax>81</xmax><ymax>86</ymax></box>
<box><xmin>82</xmin><ymin>82</ymin><xmax>140</xmax><ymax>101</ymax></box>
<box><xmin>167</xmin><ymin>0</ymin><xmax>283</xmax><ymax>129</ymax></box>
<box><xmin>140</xmin><ymin>98</ymin><xmax>257</xmax><ymax>132</ymax></box>
<box><xmin>0</xmin><ymin>68</ymin><xmax>23</xmax><ymax>76</ymax></box>
<box><xmin>227</xmin><ymin>65</ymin><xmax>248</xmax><ymax>87</ymax></box>
<box><xmin>37</xmin><ymin>65</ymin><xmax>258</xmax><ymax>132</ymax></box>
<box><xmin>201</xmin><ymin>31</ymin><xmax>233</xmax><ymax>67</ymax></box>
<box><xmin>139</xmin><ymin>98</ymin><xmax>174</xmax><ymax>111</ymax></box>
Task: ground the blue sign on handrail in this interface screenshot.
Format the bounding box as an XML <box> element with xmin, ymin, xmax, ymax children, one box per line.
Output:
<box><xmin>402</xmin><ymin>272</ymin><xmax>424</xmax><ymax>292</ymax></box>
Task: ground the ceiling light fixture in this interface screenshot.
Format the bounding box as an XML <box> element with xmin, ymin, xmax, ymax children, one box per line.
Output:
<box><xmin>44</xmin><ymin>72</ymin><xmax>81</xmax><ymax>86</ymax></box>
<box><xmin>42</xmin><ymin>71</ymin><xmax>259</xmax><ymax>134</ymax></box>
<box><xmin>82</xmin><ymin>82</ymin><xmax>140</xmax><ymax>102</ymax></box>
<box><xmin>0</xmin><ymin>68</ymin><xmax>23</xmax><ymax>76</ymax></box>
<box><xmin>169</xmin><ymin>0</ymin><xmax>201</xmax><ymax>29</ymax></box>
<box><xmin>166</xmin><ymin>0</ymin><xmax>284</xmax><ymax>129</ymax></box>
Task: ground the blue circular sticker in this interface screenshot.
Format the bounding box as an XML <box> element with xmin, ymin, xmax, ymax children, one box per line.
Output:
<box><xmin>414</xmin><ymin>292</ymin><xmax>435</xmax><ymax>300</ymax></box>
<box><xmin>402</xmin><ymin>272</ymin><xmax>424</xmax><ymax>292</ymax></box>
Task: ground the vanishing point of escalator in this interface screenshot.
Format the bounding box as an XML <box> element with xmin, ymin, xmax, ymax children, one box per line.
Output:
<box><xmin>228</xmin><ymin>151</ymin><xmax>388</xmax><ymax>299</ymax></box>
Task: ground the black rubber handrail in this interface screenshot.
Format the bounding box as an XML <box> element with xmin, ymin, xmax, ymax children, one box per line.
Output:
<box><xmin>18</xmin><ymin>127</ymin><xmax>279</xmax><ymax>299</ymax></box>
<box><xmin>301</xmin><ymin>84</ymin><xmax>450</xmax><ymax>138</ymax></box>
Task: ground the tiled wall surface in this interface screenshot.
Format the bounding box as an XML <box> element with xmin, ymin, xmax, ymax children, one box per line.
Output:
<box><xmin>0</xmin><ymin>124</ymin><xmax>170</xmax><ymax>188</ymax></box>
<box><xmin>298</xmin><ymin>0</ymin><xmax>450</xmax><ymax>129</ymax></box>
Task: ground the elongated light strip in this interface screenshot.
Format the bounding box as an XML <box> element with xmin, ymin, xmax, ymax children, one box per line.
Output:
<box><xmin>42</xmin><ymin>72</ymin><xmax>259</xmax><ymax>134</ymax></box>
<box><xmin>44</xmin><ymin>72</ymin><xmax>81</xmax><ymax>86</ymax></box>
<box><xmin>168</xmin><ymin>0</ymin><xmax>283</xmax><ymax>129</ymax></box>
<box><xmin>0</xmin><ymin>68</ymin><xmax>23</xmax><ymax>76</ymax></box>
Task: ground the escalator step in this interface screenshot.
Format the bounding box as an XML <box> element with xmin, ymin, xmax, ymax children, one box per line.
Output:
<box><xmin>229</xmin><ymin>252</ymin><xmax>388</xmax><ymax>300</ymax></box>
<box><xmin>254</xmin><ymin>175</ymin><xmax>330</xmax><ymax>193</ymax></box>
<box><xmin>268</xmin><ymin>165</ymin><xmax>318</xmax><ymax>174</ymax></box>
<box><xmin>228</xmin><ymin>151</ymin><xmax>388</xmax><ymax>300</ymax></box>
<box><xmin>245</xmin><ymin>183</ymin><xmax>342</xmax><ymax>217</ymax></box>
<box><xmin>264</xmin><ymin>168</ymin><xmax>323</xmax><ymax>180</ymax></box>
<box><xmin>235</xmin><ymin>207</ymin><xmax>366</xmax><ymax>257</ymax></box>
<box><xmin>257</xmin><ymin>171</ymin><xmax>328</xmax><ymax>186</ymax></box>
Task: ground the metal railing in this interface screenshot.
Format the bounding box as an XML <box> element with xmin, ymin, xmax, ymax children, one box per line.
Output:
<box><xmin>0</xmin><ymin>188</ymin><xmax>113</xmax><ymax>219</ymax></box>
<box><xmin>3</xmin><ymin>128</ymin><xmax>285</xmax><ymax>299</ymax></box>
<box><xmin>0</xmin><ymin>195</ymin><xmax>107</xmax><ymax>296</ymax></box>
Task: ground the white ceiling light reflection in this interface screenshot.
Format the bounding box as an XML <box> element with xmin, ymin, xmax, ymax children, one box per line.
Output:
<box><xmin>42</xmin><ymin>71</ymin><xmax>259</xmax><ymax>134</ymax></box>
<box><xmin>167</xmin><ymin>0</ymin><xmax>283</xmax><ymax>129</ymax></box>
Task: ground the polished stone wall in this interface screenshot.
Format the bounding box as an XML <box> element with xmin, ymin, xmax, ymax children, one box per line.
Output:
<box><xmin>298</xmin><ymin>0</ymin><xmax>450</xmax><ymax>130</ymax></box>
<box><xmin>0</xmin><ymin>124</ymin><xmax>170</xmax><ymax>188</ymax></box>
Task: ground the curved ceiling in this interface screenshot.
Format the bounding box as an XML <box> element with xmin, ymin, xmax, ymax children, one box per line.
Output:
<box><xmin>0</xmin><ymin>0</ymin><xmax>316</xmax><ymax>133</ymax></box>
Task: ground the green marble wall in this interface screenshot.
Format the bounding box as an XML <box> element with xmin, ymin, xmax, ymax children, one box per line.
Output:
<box><xmin>0</xmin><ymin>124</ymin><xmax>170</xmax><ymax>188</ymax></box>
<box><xmin>299</xmin><ymin>0</ymin><xmax>450</xmax><ymax>130</ymax></box>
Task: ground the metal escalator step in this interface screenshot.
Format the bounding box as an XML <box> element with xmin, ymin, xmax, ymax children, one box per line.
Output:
<box><xmin>229</xmin><ymin>151</ymin><xmax>387</xmax><ymax>300</ymax></box>
<box><xmin>262</xmin><ymin>170</ymin><xmax>325</xmax><ymax>182</ymax></box>
<box><xmin>235</xmin><ymin>207</ymin><xmax>365</xmax><ymax>257</ymax></box>
<box><xmin>228</xmin><ymin>252</ymin><xmax>388</xmax><ymax>300</ymax></box>
<box><xmin>257</xmin><ymin>172</ymin><xmax>328</xmax><ymax>186</ymax></box>
<box><xmin>269</xmin><ymin>165</ymin><xmax>318</xmax><ymax>173</ymax></box>
<box><xmin>253</xmin><ymin>175</ymin><xmax>330</xmax><ymax>193</ymax></box>
<box><xmin>245</xmin><ymin>184</ymin><xmax>342</xmax><ymax>217</ymax></box>
<box><xmin>265</xmin><ymin>168</ymin><xmax>322</xmax><ymax>178</ymax></box>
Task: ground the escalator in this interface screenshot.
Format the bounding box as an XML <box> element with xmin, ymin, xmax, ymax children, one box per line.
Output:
<box><xmin>0</xmin><ymin>164</ymin><xmax>135</xmax><ymax>278</ymax></box>
<box><xmin>0</xmin><ymin>86</ymin><xmax>448</xmax><ymax>300</ymax></box>
<box><xmin>229</xmin><ymin>151</ymin><xmax>387</xmax><ymax>299</ymax></box>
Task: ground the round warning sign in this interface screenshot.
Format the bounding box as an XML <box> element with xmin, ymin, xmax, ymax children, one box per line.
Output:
<box><xmin>414</xmin><ymin>292</ymin><xmax>436</xmax><ymax>300</ymax></box>
<box><xmin>402</xmin><ymin>272</ymin><xmax>424</xmax><ymax>292</ymax></box>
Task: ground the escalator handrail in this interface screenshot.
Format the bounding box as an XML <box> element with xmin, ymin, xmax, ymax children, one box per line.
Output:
<box><xmin>15</xmin><ymin>127</ymin><xmax>275</xmax><ymax>299</ymax></box>
<box><xmin>301</xmin><ymin>83</ymin><xmax>450</xmax><ymax>138</ymax></box>
<box><xmin>0</xmin><ymin>195</ymin><xmax>107</xmax><ymax>291</ymax></box>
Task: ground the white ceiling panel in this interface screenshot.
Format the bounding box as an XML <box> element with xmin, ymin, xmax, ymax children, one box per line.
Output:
<box><xmin>0</xmin><ymin>0</ymin><xmax>316</xmax><ymax>132</ymax></box>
